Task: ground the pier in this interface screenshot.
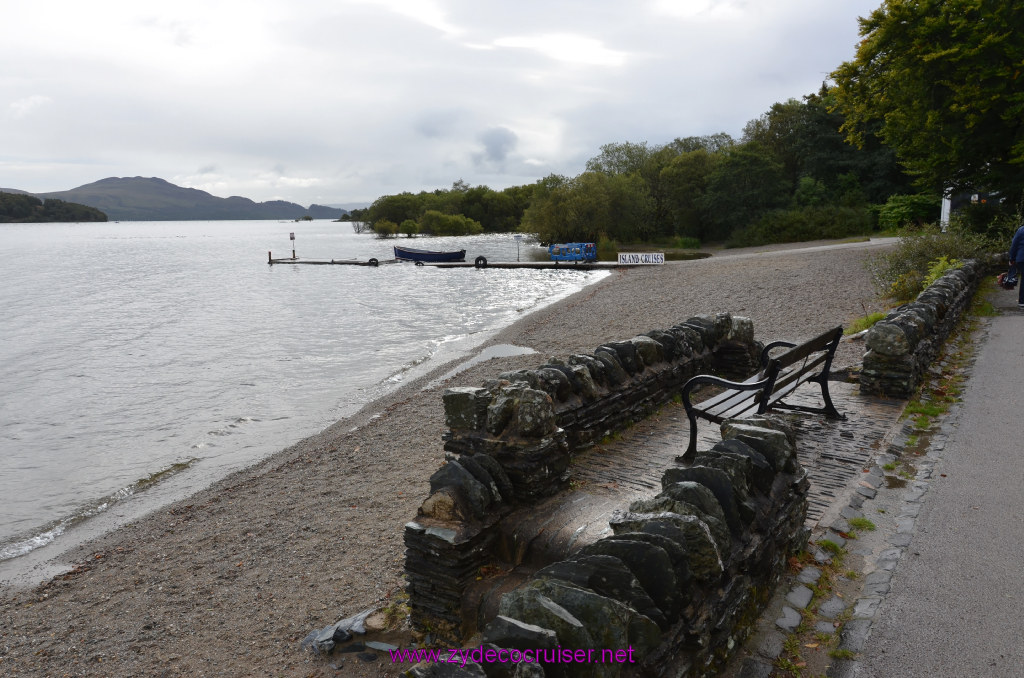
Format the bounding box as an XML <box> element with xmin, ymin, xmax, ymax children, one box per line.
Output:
<box><xmin>268</xmin><ymin>252</ymin><xmax>641</xmax><ymax>269</ymax></box>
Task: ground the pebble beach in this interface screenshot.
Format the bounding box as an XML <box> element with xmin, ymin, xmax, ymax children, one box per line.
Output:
<box><xmin>0</xmin><ymin>238</ymin><xmax>894</xmax><ymax>677</ymax></box>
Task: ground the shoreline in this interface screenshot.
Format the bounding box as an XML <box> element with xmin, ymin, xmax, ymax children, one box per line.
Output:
<box><xmin>0</xmin><ymin>237</ymin><xmax>895</xmax><ymax>677</ymax></box>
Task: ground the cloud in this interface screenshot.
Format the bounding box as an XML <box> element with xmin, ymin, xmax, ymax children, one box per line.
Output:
<box><xmin>9</xmin><ymin>95</ymin><xmax>52</xmax><ymax>120</ymax></box>
<box><xmin>493</xmin><ymin>33</ymin><xmax>629</xmax><ymax>67</ymax></box>
<box><xmin>0</xmin><ymin>0</ymin><xmax>883</xmax><ymax>202</ymax></box>
<box><xmin>475</xmin><ymin>126</ymin><xmax>518</xmax><ymax>166</ymax></box>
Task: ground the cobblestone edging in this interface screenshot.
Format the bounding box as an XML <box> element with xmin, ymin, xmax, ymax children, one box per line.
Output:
<box><xmin>860</xmin><ymin>259</ymin><xmax>983</xmax><ymax>397</ymax></box>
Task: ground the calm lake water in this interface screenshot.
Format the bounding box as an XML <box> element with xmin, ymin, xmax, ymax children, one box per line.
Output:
<box><xmin>0</xmin><ymin>221</ymin><xmax>603</xmax><ymax>565</ymax></box>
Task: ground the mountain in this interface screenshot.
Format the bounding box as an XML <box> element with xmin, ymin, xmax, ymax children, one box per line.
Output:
<box><xmin>30</xmin><ymin>177</ymin><xmax>345</xmax><ymax>221</ymax></box>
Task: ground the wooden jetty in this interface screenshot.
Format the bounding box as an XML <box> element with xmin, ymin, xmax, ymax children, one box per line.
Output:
<box><xmin>268</xmin><ymin>252</ymin><xmax>661</xmax><ymax>269</ymax></box>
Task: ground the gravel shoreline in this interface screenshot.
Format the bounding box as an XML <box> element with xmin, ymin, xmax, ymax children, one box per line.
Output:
<box><xmin>0</xmin><ymin>238</ymin><xmax>893</xmax><ymax>677</ymax></box>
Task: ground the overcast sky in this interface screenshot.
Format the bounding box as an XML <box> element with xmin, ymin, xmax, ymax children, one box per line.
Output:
<box><xmin>1</xmin><ymin>0</ymin><xmax>882</xmax><ymax>206</ymax></box>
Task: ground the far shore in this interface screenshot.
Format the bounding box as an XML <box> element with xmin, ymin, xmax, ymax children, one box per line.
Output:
<box><xmin>0</xmin><ymin>237</ymin><xmax>895</xmax><ymax>678</ymax></box>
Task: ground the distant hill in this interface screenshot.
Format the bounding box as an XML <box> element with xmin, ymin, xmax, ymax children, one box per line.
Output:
<box><xmin>25</xmin><ymin>177</ymin><xmax>345</xmax><ymax>221</ymax></box>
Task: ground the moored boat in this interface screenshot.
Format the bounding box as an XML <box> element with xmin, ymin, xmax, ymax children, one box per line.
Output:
<box><xmin>394</xmin><ymin>246</ymin><xmax>467</xmax><ymax>263</ymax></box>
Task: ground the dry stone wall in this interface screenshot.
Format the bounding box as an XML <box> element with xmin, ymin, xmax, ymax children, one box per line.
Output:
<box><xmin>406</xmin><ymin>417</ymin><xmax>809</xmax><ymax>678</ymax></box>
<box><xmin>404</xmin><ymin>314</ymin><xmax>813</xmax><ymax>676</ymax></box>
<box><xmin>860</xmin><ymin>260</ymin><xmax>983</xmax><ymax>398</ymax></box>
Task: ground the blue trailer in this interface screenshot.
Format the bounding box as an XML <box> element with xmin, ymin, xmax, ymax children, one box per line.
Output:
<box><xmin>548</xmin><ymin>242</ymin><xmax>597</xmax><ymax>262</ymax></box>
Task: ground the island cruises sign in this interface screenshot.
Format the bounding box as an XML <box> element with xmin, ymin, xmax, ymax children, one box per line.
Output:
<box><xmin>617</xmin><ymin>252</ymin><xmax>665</xmax><ymax>265</ymax></box>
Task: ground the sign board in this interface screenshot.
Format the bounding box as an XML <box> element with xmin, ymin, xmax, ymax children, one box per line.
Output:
<box><xmin>289</xmin><ymin>232</ymin><xmax>295</xmax><ymax>240</ymax></box>
<box><xmin>617</xmin><ymin>252</ymin><xmax>665</xmax><ymax>265</ymax></box>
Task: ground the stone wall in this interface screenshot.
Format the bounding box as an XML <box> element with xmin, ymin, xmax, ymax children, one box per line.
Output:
<box><xmin>860</xmin><ymin>259</ymin><xmax>983</xmax><ymax>398</ymax></box>
<box><xmin>403</xmin><ymin>314</ymin><xmax>814</xmax><ymax>675</ymax></box>
<box><xmin>406</xmin><ymin>418</ymin><xmax>809</xmax><ymax>678</ymax></box>
<box><xmin>439</xmin><ymin>313</ymin><xmax>760</xmax><ymax>502</ymax></box>
<box><xmin>406</xmin><ymin>314</ymin><xmax>760</xmax><ymax>633</ymax></box>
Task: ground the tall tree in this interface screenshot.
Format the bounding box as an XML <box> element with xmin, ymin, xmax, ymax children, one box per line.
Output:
<box><xmin>831</xmin><ymin>0</ymin><xmax>1024</xmax><ymax>205</ymax></box>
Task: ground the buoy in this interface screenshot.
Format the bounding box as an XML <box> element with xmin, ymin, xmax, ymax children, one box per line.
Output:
<box><xmin>368</xmin><ymin>258</ymin><xmax>379</xmax><ymax>267</ymax></box>
<box><xmin>415</xmin><ymin>261</ymin><xmax>425</xmax><ymax>266</ymax></box>
<box><xmin>474</xmin><ymin>256</ymin><xmax>488</xmax><ymax>268</ymax></box>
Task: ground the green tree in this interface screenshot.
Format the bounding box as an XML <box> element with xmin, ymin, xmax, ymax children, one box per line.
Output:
<box><xmin>831</xmin><ymin>0</ymin><xmax>1024</xmax><ymax>205</ymax></box>
<box><xmin>521</xmin><ymin>172</ymin><xmax>651</xmax><ymax>243</ymax></box>
<box><xmin>700</xmin><ymin>143</ymin><xmax>790</xmax><ymax>241</ymax></box>
<box><xmin>660</xmin><ymin>148</ymin><xmax>721</xmax><ymax>239</ymax></box>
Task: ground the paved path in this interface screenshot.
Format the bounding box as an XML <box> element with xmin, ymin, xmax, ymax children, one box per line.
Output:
<box><xmin>853</xmin><ymin>309</ymin><xmax>1024</xmax><ymax>677</ymax></box>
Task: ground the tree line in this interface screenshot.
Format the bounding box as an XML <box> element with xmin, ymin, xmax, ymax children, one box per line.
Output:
<box><xmin>349</xmin><ymin>0</ymin><xmax>1022</xmax><ymax>247</ymax></box>
<box><xmin>0</xmin><ymin>192</ymin><xmax>108</xmax><ymax>223</ymax></box>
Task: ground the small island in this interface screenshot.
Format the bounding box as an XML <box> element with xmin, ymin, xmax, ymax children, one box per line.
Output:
<box><xmin>0</xmin><ymin>191</ymin><xmax>107</xmax><ymax>223</ymax></box>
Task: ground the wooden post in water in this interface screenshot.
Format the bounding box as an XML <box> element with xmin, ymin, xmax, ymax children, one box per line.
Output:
<box><xmin>268</xmin><ymin>251</ymin><xmax>272</xmax><ymax>264</ymax></box>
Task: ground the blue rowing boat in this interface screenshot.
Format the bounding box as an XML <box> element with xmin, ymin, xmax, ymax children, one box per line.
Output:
<box><xmin>394</xmin><ymin>246</ymin><xmax>466</xmax><ymax>263</ymax></box>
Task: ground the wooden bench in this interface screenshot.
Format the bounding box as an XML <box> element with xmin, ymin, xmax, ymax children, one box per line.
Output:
<box><xmin>680</xmin><ymin>326</ymin><xmax>846</xmax><ymax>458</ymax></box>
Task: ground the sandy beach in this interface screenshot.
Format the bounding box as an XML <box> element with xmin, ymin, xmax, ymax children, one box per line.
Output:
<box><xmin>0</xmin><ymin>238</ymin><xmax>893</xmax><ymax>677</ymax></box>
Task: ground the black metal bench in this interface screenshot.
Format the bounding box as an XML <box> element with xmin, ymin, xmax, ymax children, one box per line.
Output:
<box><xmin>680</xmin><ymin>326</ymin><xmax>846</xmax><ymax>458</ymax></box>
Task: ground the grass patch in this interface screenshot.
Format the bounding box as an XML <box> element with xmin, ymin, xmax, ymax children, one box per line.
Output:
<box><xmin>844</xmin><ymin>311</ymin><xmax>888</xmax><ymax>335</ymax></box>
<box><xmin>848</xmin><ymin>517</ymin><xmax>876</xmax><ymax>532</ymax></box>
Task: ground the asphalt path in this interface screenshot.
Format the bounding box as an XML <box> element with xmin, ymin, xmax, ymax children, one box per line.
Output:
<box><xmin>856</xmin><ymin>307</ymin><xmax>1024</xmax><ymax>677</ymax></box>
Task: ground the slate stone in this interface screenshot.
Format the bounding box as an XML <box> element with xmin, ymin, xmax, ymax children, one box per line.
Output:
<box><xmin>629</xmin><ymin>335</ymin><xmax>664</xmax><ymax>367</ymax></box>
<box><xmin>786</xmin><ymin>585</ymin><xmax>813</xmax><ymax>609</ymax></box>
<box><xmin>661</xmin><ymin>466</ymin><xmax>743</xmax><ymax>532</ymax></box>
<box><xmin>711</xmin><ymin>439</ymin><xmax>775</xmax><ymax>493</ymax></box>
<box><xmin>817</xmin><ymin>595</ymin><xmax>846</xmax><ymax>620</ymax></box>
<box><xmin>443</xmin><ymin>387</ymin><xmax>493</xmax><ymax>431</ymax></box>
<box><xmin>578</xmin><ymin>538</ymin><xmax>681</xmax><ymax>621</ymax></box>
<box><xmin>660</xmin><ymin>481</ymin><xmax>731</xmax><ymax>534</ymax></box>
<box><xmin>429</xmin><ymin>460</ymin><xmax>491</xmax><ymax>518</ymax></box>
<box><xmin>537</xmin><ymin>555</ymin><xmax>667</xmax><ymax>629</ymax></box>
<box><xmin>535</xmin><ymin>367</ymin><xmax>573</xmax><ymax>402</ymax></box>
<box><xmin>720</xmin><ymin>422</ymin><xmax>795</xmax><ymax>473</ymax></box>
<box><xmin>757</xmin><ymin>629</ymin><xmax>785</xmax><ymax>658</ymax></box>
<box><xmin>406</xmin><ymin>661</ymin><xmax>488</xmax><ymax>677</ymax></box>
<box><xmin>738</xmin><ymin>658</ymin><xmax>774</xmax><ymax>678</ymax></box>
<box><xmin>470</xmin><ymin>453</ymin><xmax>514</xmax><ymax>504</ymax></box>
<box><xmin>608</xmin><ymin>514</ymin><xmax>723</xmax><ymax>584</ymax></box>
<box><xmin>459</xmin><ymin>454</ymin><xmax>503</xmax><ymax>504</ymax></box>
<box><xmin>775</xmin><ymin>606</ymin><xmax>801</xmax><ymax>632</ymax></box>
<box><xmin>796</xmin><ymin>566</ymin><xmax>822</xmax><ymax>585</ymax></box>
<box><xmin>481</xmin><ymin>615</ymin><xmax>558</xmax><ymax>651</ymax></box>
<box><xmin>518</xmin><ymin>579</ymin><xmax>662</xmax><ymax>658</ymax></box>
<box><xmin>592</xmin><ymin>350</ymin><xmax>629</xmax><ymax>386</ymax></box>
<box><xmin>628</xmin><ymin>495</ymin><xmax>729</xmax><ymax>554</ymax></box>
<box><xmin>852</xmin><ymin>597</ymin><xmax>881</xmax><ymax>619</ymax></box>
<box><xmin>599</xmin><ymin>341</ymin><xmax>641</xmax><ymax>374</ymax></box>
<box><xmin>515</xmin><ymin>388</ymin><xmax>557</xmax><ymax>437</ymax></box>
<box><xmin>814</xmin><ymin>621</ymin><xmax>837</xmax><ymax>635</ymax></box>
<box><xmin>487</xmin><ymin>385</ymin><xmax>522</xmax><ymax>435</ymax></box>
<box><xmin>499</xmin><ymin>586</ymin><xmax>595</xmax><ymax>653</ymax></box>
<box><xmin>604</xmin><ymin>529</ymin><xmax>695</xmax><ymax>591</ymax></box>
<box><xmin>837</xmin><ymin>619</ymin><xmax>872</xmax><ymax>652</ymax></box>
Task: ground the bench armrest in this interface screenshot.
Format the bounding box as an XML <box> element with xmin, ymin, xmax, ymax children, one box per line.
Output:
<box><xmin>681</xmin><ymin>371</ymin><xmax>773</xmax><ymax>403</ymax></box>
<box><xmin>760</xmin><ymin>340</ymin><xmax>796</xmax><ymax>367</ymax></box>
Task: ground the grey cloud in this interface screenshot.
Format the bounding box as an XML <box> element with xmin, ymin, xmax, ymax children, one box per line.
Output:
<box><xmin>476</xmin><ymin>126</ymin><xmax>518</xmax><ymax>165</ymax></box>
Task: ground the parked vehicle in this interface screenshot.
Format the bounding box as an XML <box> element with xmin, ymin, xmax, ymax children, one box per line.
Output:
<box><xmin>548</xmin><ymin>242</ymin><xmax>597</xmax><ymax>262</ymax></box>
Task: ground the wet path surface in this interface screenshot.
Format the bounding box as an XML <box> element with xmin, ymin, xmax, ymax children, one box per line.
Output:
<box><xmin>506</xmin><ymin>379</ymin><xmax>907</xmax><ymax>566</ymax></box>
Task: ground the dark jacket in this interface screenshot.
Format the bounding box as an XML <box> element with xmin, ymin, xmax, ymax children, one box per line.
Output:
<box><xmin>1011</xmin><ymin>225</ymin><xmax>1024</xmax><ymax>263</ymax></box>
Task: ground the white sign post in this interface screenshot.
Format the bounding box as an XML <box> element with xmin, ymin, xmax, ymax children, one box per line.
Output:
<box><xmin>289</xmin><ymin>232</ymin><xmax>296</xmax><ymax>259</ymax></box>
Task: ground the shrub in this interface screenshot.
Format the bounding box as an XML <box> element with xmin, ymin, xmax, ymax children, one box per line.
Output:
<box><xmin>866</xmin><ymin>224</ymin><xmax>994</xmax><ymax>301</ymax></box>
<box><xmin>373</xmin><ymin>219</ymin><xmax>399</xmax><ymax>238</ymax></box>
<box><xmin>877</xmin><ymin>193</ymin><xmax>941</xmax><ymax>231</ymax></box>
<box><xmin>727</xmin><ymin>205</ymin><xmax>875</xmax><ymax>248</ymax></box>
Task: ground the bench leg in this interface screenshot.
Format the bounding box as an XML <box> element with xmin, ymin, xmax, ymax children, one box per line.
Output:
<box><xmin>818</xmin><ymin>377</ymin><xmax>846</xmax><ymax>420</ymax></box>
<box><xmin>681</xmin><ymin>403</ymin><xmax>699</xmax><ymax>460</ymax></box>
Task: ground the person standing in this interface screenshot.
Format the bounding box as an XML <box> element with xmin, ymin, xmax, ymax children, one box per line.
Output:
<box><xmin>1011</xmin><ymin>222</ymin><xmax>1024</xmax><ymax>308</ymax></box>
